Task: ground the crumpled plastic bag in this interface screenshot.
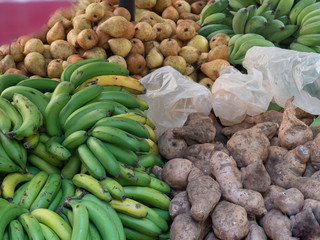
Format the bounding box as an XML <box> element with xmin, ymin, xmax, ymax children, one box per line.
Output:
<box><xmin>243</xmin><ymin>46</ymin><xmax>320</xmax><ymax>115</ymax></box>
<box><xmin>212</xmin><ymin>46</ymin><xmax>320</xmax><ymax>126</ymax></box>
<box><xmin>211</xmin><ymin>65</ymin><xmax>273</xmax><ymax>126</ymax></box>
<box><xmin>138</xmin><ymin>66</ymin><xmax>213</xmax><ymax>137</ymax></box>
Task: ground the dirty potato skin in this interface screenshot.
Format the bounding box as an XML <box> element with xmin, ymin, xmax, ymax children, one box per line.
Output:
<box><xmin>158</xmin><ymin>129</ymin><xmax>188</xmax><ymax>160</ymax></box>
<box><xmin>169</xmin><ymin>190</ymin><xmax>191</xmax><ymax>219</ymax></box>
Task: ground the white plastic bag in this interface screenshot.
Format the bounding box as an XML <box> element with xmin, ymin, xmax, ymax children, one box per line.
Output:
<box><xmin>243</xmin><ymin>46</ymin><xmax>320</xmax><ymax>115</ymax></box>
<box><xmin>138</xmin><ymin>66</ymin><xmax>213</xmax><ymax>137</ymax></box>
<box><xmin>211</xmin><ymin>65</ymin><xmax>273</xmax><ymax>126</ymax></box>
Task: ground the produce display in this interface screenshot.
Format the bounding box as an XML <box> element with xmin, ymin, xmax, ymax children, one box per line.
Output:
<box><xmin>157</xmin><ymin>104</ymin><xmax>320</xmax><ymax>239</ymax></box>
<box><xmin>0</xmin><ymin>59</ymin><xmax>172</xmax><ymax>239</ymax></box>
<box><xmin>0</xmin><ymin>0</ymin><xmax>320</xmax><ymax>239</ymax></box>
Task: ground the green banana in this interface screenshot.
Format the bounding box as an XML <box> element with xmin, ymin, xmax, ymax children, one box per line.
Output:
<box><xmin>59</xmin><ymin>178</ymin><xmax>76</xmax><ymax>206</ymax></box>
<box><xmin>117</xmin><ymin>213</ymin><xmax>162</xmax><ymax>237</ymax></box>
<box><xmin>0</xmin><ymin>202</ymin><xmax>28</xmax><ymax>238</ymax></box>
<box><xmin>123</xmin><ymin>186</ymin><xmax>171</xmax><ymax>210</ymax></box>
<box><xmin>77</xmin><ymin>144</ymin><xmax>106</xmax><ymax>179</ymax></box>
<box><xmin>68</xmin><ymin>201</ymin><xmax>89</xmax><ymax>240</ymax></box>
<box><xmin>81</xmin><ymin>193</ymin><xmax>126</xmax><ymax>240</ymax></box>
<box><xmin>100</xmin><ymin>176</ymin><xmax>126</xmax><ymax>200</ymax></box>
<box><xmin>277</xmin><ymin>15</ymin><xmax>289</xmax><ymax>24</ymax></box>
<box><xmin>264</xmin><ymin>0</ymin><xmax>280</xmax><ymax>9</ymax></box>
<box><xmin>288</xmin><ymin>0</ymin><xmax>316</xmax><ymax>24</ymax></box>
<box><xmin>229</xmin><ymin>0</ymin><xmax>246</xmax><ymax>10</ymax></box>
<box><xmin>259</xmin><ymin>19</ymin><xmax>285</xmax><ymax>38</ymax></box>
<box><xmin>1</xmin><ymin>86</ymin><xmax>48</xmax><ymax>115</ymax></box>
<box><xmin>27</xmin><ymin>154</ymin><xmax>60</xmax><ymax>175</ymax></box>
<box><xmin>48</xmin><ymin>189</ymin><xmax>63</xmax><ymax>212</ymax></box>
<box><xmin>93</xmin><ymin>116</ymin><xmax>150</xmax><ymax>139</ymax></box>
<box><xmin>87</xmin><ymin>136</ymin><xmax>120</xmax><ymax>178</ymax></box>
<box><xmin>92</xmin><ymin>126</ymin><xmax>145</xmax><ymax>152</ymax></box>
<box><xmin>45</xmin><ymin>136</ymin><xmax>72</xmax><ymax>161</ymax></box>
<box><xmin>268</xmin><ymin>24</ymin><xmax>298</xmax><ymax>43</ymax></box>
<box><xmin>201</xmin><ymin>12</ymin><xmax>226</xmax><ymax>26</ymax></box>
<box><xmin>103</xmin><ymin>142</ymin><xmax>138</xmax><ymax>166</ymax></box>
<box><xmin>197</xmin><ymin>24</ymin><xmax>232</xmax><ymax>37</ymax></box>
<box><xmin>312</xmin><ymin>45</ymin><xmax>320</xmax><ymax>53</ymax></box>
<box><xmin>296</xmin><ymin>2</ymin><xmax>320</xmax><ymax>26</ymax></box>
<box><xmin>101</xmin><ymin>86</ymin><xmax>132</xmax><ymax>95</ymax></box>
<box><xmin>206</xmin><ymin>29</ymin><xmax>235</xmax><ymax>41</ymax></box>
<box><xmin>44</xmin><ymin>93</ymin><xmax>71</xmax><ymax>137</ymax></box>
<box><xmin>70</xmin><ymin>61</ymin><xmax>129</xmax><ymax>88</ymax></box>
<box><xmin>199</xmin><ymin>0</ymin><xmax>229</xmax><ymax>25</ymax></box>
<box><xmin>63</xmin><ymin>101</ymin><xmax>115</xmax><ymax>132</ymax></box>
<box><xmin>0</xmin><ymin>108</ymin><xmax>11</xmax><ymax>134</ymax></box>
<box><xmin>19</xmin><ymin>171</ymin><xmax>49</xmax><ymax>209</ymax></box>
<box><xmin>39</xmin><ymin>223</ymin><xmax>60</xmax><ymax>240</ymax></box>
<box><xmin>62</xmin><ymin>130</ymin><xmax>89</xmax><ymax>151</ymax></box>
<box><xmin>6</xmin><ymin>93</ymin><xmax>42</xmax><ymax>140</ymax></box>
<box><xmin>300</xmin><ymin>9</ymin><xmax>320</xmax><ymax>26</ymax></box>
<box><xmin>135</xmin><ymin>98</ymin><xmax>149</xmax><ymax>111</ymax></box>
<box><xmin>142</xmin><ymin>204</ymin><xmax>169</xmax><ymax>232</ymax></box>
<box><xmin>31</xmin><ymin>142</ymin><xmax>64</xmax><ymax>167</ymax></box>
<box><xmin>12</xmin><ymin>181</ymin><xmax>29</xmax><ymax>204</ymax></box>
<box><xmin>150</xmin><ymin>208</ymin><xmax>170</xmax><ymax>222</ymax></box>
<box><xmin>299</xmin><ymin>21</ymin><xmax>320</xmax><ymax>35</ymax></box>
<box><xmin>0</xmin><ymin>155</ymin><xmax>21</xmax><ymax>173</ymax></box>
<box><xmin>88</xmin><ymin>222</ymin><xmax>102</xmax><ymax>240</ymax></box>
<box><xmin>0</xmin><ymin>96</ymin><xmax>22</xmax><ymax>131</ymax></box>
<box><xmin>247</xmin><ymin>4</ymin><xmax>258</xmax><ymax>21</ymax></box>
<box><xmin>232</xmin><ymin>7</ymin><xmax>250</xmax><ymax>34</ymax></box>
<box><xmin>0</xmin><ymin>73</ymin><xmax>28</xmax><ymax>94</ymax></box>
<box><xmin>0</xmin><ymin>131</ymin><xmax>26</xmax><ymax>169</ymax></box>
<box><xmin>30</xmin><ymin>173</ymin><xmax>62</xmax><ymax>211</ymax></box>
<box><xmin>26</xmin><ymin>165</ymin><xmax>41</xmax><ymax>175</ymax></box>
<box><xmin>256</xmin><ymin>2</ymin><xmax>272</xmax><ymax>15</ymax></box>
<box><xmin>244</xmin><ymin>15</ymin><xmax>268</xmax><ymax>33</ymax></box>
<box><xmin>296</xmin><ymin>34</ymin><xmax>320</xmax><ymax>46</ymax></box>
<box><xmin>229</xmin><ymin>33</ymin><xmax>265</xmax><ymax>58</ymax></box>
<box><xmin>93</xmin><ymin>90</ymin><xmax>141</xmax><ymax>109</ymax></box>
<box><xmin>261</xmin><ymin>10</ymin><xmax>276</xmax><ymax>21</ymax></box>
<box><xmin>31</xmin><ymin>208</ymin><xmax>72</xmax><ymax>240</ymax></box>
<box><xmin>19</xmin><ymin>213</ymin><xmax>45</xmax><ymax>240</ymax></box>
<box><xmin>60</xmin><ymin>58</ymin><xmax>109</xmax><ymax>82</ymax></box>
<box><xmin>59</xmin><ymin>84</ymin><xmax>104</xmax><ymax>128</ymax></box>
<box><xmin>274</xmin><ymin>0</ymin><xmax>294</xmax><ymax>18</ymax></box>
<box><xmin>118</xmin><ymin>162</ymin><xmax>138</xmax><ymax>183</ymax></box>
<box><xmin>123</xmin><ymin>227</ymin><xmax>157</xmax><ymax>240</ymax></box>
<box><xmin>61</xmin><ymin>153</ymin><xmax>81</xmax><ymax>179</ymax></box>
<box><xmin>76</xmin><ymin>200</ymin><xmax>121</xmax><ymax>240</ymax></box>
<box><xmin>72</xmin><ymin>173</ymin><xmax>111</xmax><ymax>202</ymax></box>
<box><xmin>289</xmin><ymin>41</ymin><xmax>318</xmax><ymax>52</ymax></box>
<box><xmin>8</xmin><ymin>219</ymin><xmax>25</xmax><ymax>240</ymax></box>
<box><xmin>23</xmin><ymin>132</ymin><xmax>40</xmax><ymax>149</ymax></box>
<box><xmin>148</xmin><ymin>175</ymin><xmax>171</xmax><ymax>195</ymax></box>
<box><xmin>137</xmin><ymin>153</ymin><xmax>155</xmax><ymax>168</ymax></box>
<box><xmin>1</xmin><ymin>172</ymin><xmax>33</xmax><ymax>201</ymax></box>
<box><xmin>17</xmin><ymin>78</ymin><xmax>60</xmax><ymax>92</ymax></box>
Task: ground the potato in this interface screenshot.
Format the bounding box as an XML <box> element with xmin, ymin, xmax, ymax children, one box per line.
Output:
<box><xmin>169</xmin><ymin>191</ymin><xmax>191</xmax><ymax>219</ymax></box>
<box><xmin>162</xmin><ymin>158</ymin><xmax>193</xmax><ymax>190</ymax></box>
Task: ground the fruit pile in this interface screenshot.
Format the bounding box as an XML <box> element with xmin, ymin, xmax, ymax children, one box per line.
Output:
<box><xmin>198</xmin><ymin>0</ymin><xmax>320</xmax><ymax>65</ymax></box>
<box><xmin>0</xmin><ymin>59</ymin><xmax>171</xmax><ymax>239</ymax></box>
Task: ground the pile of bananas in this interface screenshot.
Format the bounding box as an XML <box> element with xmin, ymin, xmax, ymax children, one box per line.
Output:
<box><xmin>198</xmin><ymin>0</ymin><xmax>320</xmax><ymax>66</ymax></box>
<box><xmin>0</xmin><ymin>59</ymin><xmax>171</xmax><ymax>240</ymax></box>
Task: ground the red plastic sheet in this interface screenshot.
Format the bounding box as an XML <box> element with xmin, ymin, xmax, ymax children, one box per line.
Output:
<box><xmin>0</xmin><ymin>0</ymin><xmax>74</xmax><ymax>45</ymax></box>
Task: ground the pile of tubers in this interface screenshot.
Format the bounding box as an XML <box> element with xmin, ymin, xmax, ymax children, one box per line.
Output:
<box><xmin>155</xmin><ymin>97</ymin><xmax>320</xmax><ymax>240</ymax></box>
<box><xmin>0</xmin><ymin>0</ymin><xmax>230</xmax><ymax>91</ymax></box>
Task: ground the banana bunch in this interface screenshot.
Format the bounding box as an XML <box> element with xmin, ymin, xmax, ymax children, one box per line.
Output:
<box><xmin>228</xmin><ymin>33</ymin><xmax>275</xmax><ymax>65</ymax></box>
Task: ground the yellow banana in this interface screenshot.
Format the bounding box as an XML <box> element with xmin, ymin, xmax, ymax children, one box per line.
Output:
<box><xmin>109</xmin><ymin>197</ymin><xmax>148</xmax><ymax>218</ymax></box>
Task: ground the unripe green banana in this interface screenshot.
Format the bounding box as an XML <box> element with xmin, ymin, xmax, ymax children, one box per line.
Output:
<box><xmin>100</xmin><ymin>177</ymin><xmax>126</xmax><ymax>200</ymax></box>
<box><xmin>123</xmin><ymin>227</ymin><xmax>157</xmax><ymax>240</ymax></box>
<box><xmin>39</xmin><ymin>223</ymin><xmax>60</xmax><ymax>240</ymax></box>
<box><xmin>27</xmin><ymin>154</ymin><xmax>60</xmax><ymax>175</ymax></box>
<box><xmin>88</xmin><ymin>222</ymin><xmax>102</xmax><ymax>240</ymax></box>
<box><xmin>68</xmin><ymin>201</ymin><xmax>89</xmax><ymax>240</ymax></box>
<box><xmin>30</xmin><ymin>173</ymin><xmax>62</xmax><ymax>211</ymax></box>
<box><xmin>17</xmin><ymin>78</ymin><xmax>60</xmax><ymax>92</ymax></box>
<box><xmin>45</xmin><ymin>136</ymin><xmax>72</xmax><ymax>161</ymax></box>
<box><xmin>59</xmin><ymin>178</ymin><xmax>76</xmax><ymax>206</ymax></box>
<box><xmin>59</xmin><ymin>84</ymin><xmax>104</xmax><ymax>128</ymax></box>
<box><xmin>123</xmin><ymin>186</ymin><xmax>171</xmax><ymax>210</ymax></box>
<box><xmin>8</xmin><ymin>219</ymin><xmax>25</xmax><ymax>240</ymax></box>
<box><xmin>245</xmin><ymin>15</ymin><xmax>268</xmax><ymax>33</ymax></box>
<box><xmin>118</xmin><ymin>162</ymin><xmax>139</xmax><ymax>183</ymax></box>
<box><xmin>201</xmin><ymin>12</ymin><xmax>226</xmax><ymax>26</ymax></box>
<box><xmin>12</xmin><ymin>182</ymin><xmax>29</xmax><ymax>204</ymax></box>
<box><xmin>23</xmin><ymin>132</ymin><xmax>40</xmax><ymax>149</ymax></box>
<box><xmin>296</xmin><ymin>34</ymin><xmax>320</xmax><ymax>46</ymax></box>
<box><xmin>199</xmin><ymin>0</ymin><xmax>229</xmax><ymax>25</ymax></box>
<box><xmin>300</xmin><ymin>9</ymin><xmax>320</xmax><ymax>26</ymax></box>
<box><xmin>299</xmin><ymin>21</ymin><xmax>320</xmax><ymax>35</ymax></box>
<box><xmin>61</xmin><ymin>153</ymin><xmax>81</xmax><ymax>180</ymax></box>
<box><xmin>288</xmin><ymin>0</ymin><xmax>316</xmax><ymax>24</ymax></box>
<box><xmin>70</xmin><ymin>61</ymin><xmax>129</xmax><ymax>88</ymax></box>
<box><xmin>60</xmin><ymin>58</ymin><xmax>109</xmax><ymax>82</ymax></box>
<box><xmin>0</xmin><ymin>108</ymin><xmax>11</xmax><ymax>134</ymax></box>
<box><xmin>148</xmin><ymin>176</ymin><xmax>171</xmax><ymax>195</ymax></box>
<box><xmin>0</xmin><ymin>96</ymin><xmax>22</xmax><ymax>131</ymax></box>
<box><xmin>296</xmin><ymin>2</ymin><xmax>320</xmax><ymax>26</ymax></box>
<box><xmin>6</xmin><ymin>93</ymin><xmax>43</xmax><ymax>140</ymax></box>
<box><xmin>257</xmin><ymin>2</ymin><xmax>272</xmax><ymax>15</ymax></box>
<box><xmin>87</xmin><ymin>136</ymin><xmax>120</xmax><ymax>178</ymax></box>
<box><xmin>19</xmin><ymin>171</ymin><xmax>49</xmax><ymax>209</ymax></box>
<box><xmin>268</xmin><ymin>24</ymin><xmax>298</xmax><ymax>43</ymax></box>
<box><xmin>198</xmin><ymin>24</ymin><xmax>232</xmax><ymax>37</ymax></box>
<box><xmin>142</xmin><ymin>203</ymin><xmax>169</xmax><ymax>232</ymax></box>
<box><xmin>0</xmin><ymin>73</ymin><xmax>28</xmax><ymax>94</ymax></box>
<box><xmin>31</xmin><ymin>141</ymin><xmax>64</xmax><ymax>167</ymax></box>
<box><xmin>19</xmin><ymin>213</ymin><xmax>45</xmax><ymax>240</ymax></box>
<box><xmin>247</xmin><ymin>4</ymin><xmax>258</xmax><ymax>21</ymax></box>
<box><xmin>274</xmin><ymin>0</ymin><xmax>294</xmax><ymax>18</ymax></box>
<box><xmin>261</xmin><ymin>10</ymin><xmax>275</xmax><ymax>21</ymax></box>
<box><xmin>77</xmin><ymin>144</ymin><xmax>106</xmax><ymax>179</ymax></box>
<box><xmin>48</xmin><ymin>189</ymin><xmax>63</xmax><ymax>212</ymax></box>
<box><xmin>206</xmin><ymin>29</ymin><xmax>235</xmax><ymax>41</ymax></box>
<box><xmin>232</xmin><ymin>7</ymin><xmax>250</xmax><ymax>34</ymax></box>
<box><xmin>260</xmin><ymin>19</ymin><xmax>285</xmax><ymax>38</ymax></box>
<box><xmin>0</xmin><ymin>155</ymin><xmax>22</xmax><ymax>174</ymax></box>
<box><xmin>289</xmin><ymin>42</ymin><xmax>317</xmax><ymax>52</ymax></box>
<box><xmin>72</xmin><ymin>173</ymin><xmax>111</xmax><ymax>202</ymax></box>
<box><xmin>103</xmin><ymin>142</ymin><xmax>138</xmax><ymax>166</ymax></box>
<box><xmin>62</xmin><ymin>130</ymin><xmax>89</xmax><ymax>151</ymax></box>
<box><xmin>1</xmin><ymin>86</ymin><xmax>48</xmax><ymax>115</ymax></box>
<box><xmin>93</xmin><ymin>90</ymin><xmax>141</xmax><ymax>109</ymax></box>
<box><xmin>150</xmin><ymin>208</ymin><xmax>170</xmax><ymax>222</ymax></box>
